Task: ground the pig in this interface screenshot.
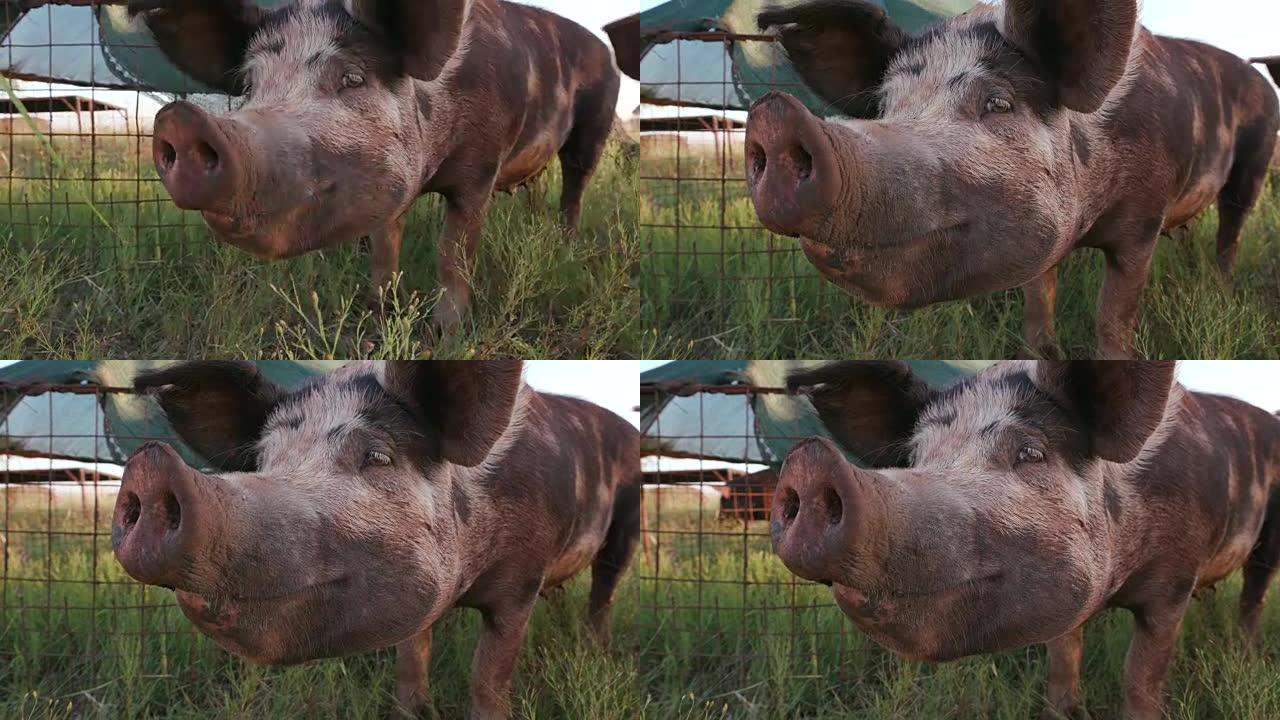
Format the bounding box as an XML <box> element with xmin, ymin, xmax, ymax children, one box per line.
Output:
<box><xmin>129</xmin><ymin>0</ymin><xmax>622</xmax><ymax>328</ymax></box>
<box><xmin>746</xmin><ymin>0</ymin><xmax>1280</xmax><ymax>359</ymax></box>
<box><xmin>110</xmin><ymin>360</ymin><xmax>641</xmax><ymax>719</ymax></box>
<box><xmin>772</xmin><ymin>360</ymin><xmax>1280</xmax><ymax>719</ymax></box>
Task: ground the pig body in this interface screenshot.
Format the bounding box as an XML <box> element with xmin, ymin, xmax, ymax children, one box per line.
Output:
<box><xmin>132</xmin><ymin>0</ymin><xmax>621</xmax><ymax>327</ymax></box>
<box><xmin>774</xmin><ymin>361</ymin><xmax>1280</xmax><ymax>719</ymax></box>
<box><xmin>748</xmin><ymin>1</ymin><xmax>1279</xmax><ymax>358</ymax></box>
<box><xmin>111</xmin><ymin>361</ymin><xmax>640</xmax><ymax>719</ymax></box>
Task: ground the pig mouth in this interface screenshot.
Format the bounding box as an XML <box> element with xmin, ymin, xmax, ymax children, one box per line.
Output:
<box><xmin>799</xmin><ymin>222</ymin><xmax>975</xmax><ymax>307</ymax></box>
<box><xmin>830</xmin><ymin>571</ymin><xmax>1003</xmax><ymax>621</ymax></box>
<box><xmin>174</xmin><ymin>577</ymin><xmax>347</xmax><ymax>648</ymax></box>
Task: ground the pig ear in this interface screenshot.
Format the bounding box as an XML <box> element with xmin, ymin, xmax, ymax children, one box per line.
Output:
<box><xmin>787</xmin><ymin>361</ymin><xmax>932</xmax><ymax>467</ymax></box>
<box><xmin>134</xmin><ymin>361</ymin><xmax>283</xmax><ymax>472</ymax></box>
<box><xmin>351</xmin><ymin>0</ymin><xmax>472</xmax><ymax>82</ymax></box>
<box><xmin>382</xmin><ymin>361</ymin><xmax>524</xmax><ymax>467</ymax></box>
<box><xmin>758</xmin><ymin>0</ymin><xmax>905</xmax><ymax>118</ymax></box>
<box><xmin>1000</xmin><ymin>0</ymin><xmax>1138</xmax><ymax>113</ymax></box>
<box><xmin>128</xmin><ymin>0</ymin><xmax>261</xmax><ymax>95</ymax></box>
<box><xmin>1032</xmin><ymin>361</ymin><xmax>1177</xmax><ymax>463</ymax></box>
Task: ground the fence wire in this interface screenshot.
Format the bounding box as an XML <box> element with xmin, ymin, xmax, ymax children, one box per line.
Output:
<box><xmin>0</xmin><ymin>381</ymin><xmax>221</xmax><ymax>705</ymax></box>
<box><xmin>639</xmin><ymin>379</ymin><xmax>859</xmax><ymax>699</ymax></box>
<box><xmin>639</xmin><ymin>32</ymin><xmax>838</xmax><ymax>344</ymax></box>
<box><xmin>1</xmin><ymin>0</ymin><xmax>238</xmax><ymax>265</ymax></box>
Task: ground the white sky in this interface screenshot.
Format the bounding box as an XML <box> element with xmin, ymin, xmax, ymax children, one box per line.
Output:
<box><xmin>640</xmin><ymin>360</ymin><xmax>1280</xmax><ymax>412</ymax></box>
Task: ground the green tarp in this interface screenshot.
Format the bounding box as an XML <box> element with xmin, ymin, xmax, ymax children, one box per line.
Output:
<box><xmin>3</xmin><ymin>1</ymin><xmax>288</xmax><ymax>93</ymax></box>
<box><xmin>640</xmin><ymin>0</ymin><xmax>976</xmax><ymax>112</ymax></box>
<box><xmin>0</xmin><ymin>361</ymin><xmax>333</xmax><ymax>469</ymax></box>
<box><xmin>641</xmin><ymin>360</ymin><xmax>989</xmax><ymax>467</ymax></box>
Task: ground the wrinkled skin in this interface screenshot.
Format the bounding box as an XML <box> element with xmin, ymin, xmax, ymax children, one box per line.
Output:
<box><xmin>773</xmin><ymin>360</ymin><xmax>1280</xmax><ymax>720</ymax></box>
<box><xmin>130</xmin><ymin>0</ymin><xmax>621</xmax><ymax>328</ymax></box>
<box><xmin>111</xmin><ymin>361</ymin><xmax>640</xmax><ymax>719</ymax></box>
<box><xmin>747</xmin><ymin>0</ymin><xmax>1279</xmax><ymax>358</ymax></box>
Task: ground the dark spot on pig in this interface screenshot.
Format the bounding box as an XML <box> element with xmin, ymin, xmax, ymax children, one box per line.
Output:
<box><xmin>1070</xmin><ymin>121</ymin><xmax>1091</xmax><ymax>165</ymax></box>
<box><xmin>770</xmin><ymin>518</ymin><xmax>784</xmax><ymax>542</ymax></box>
<box><xmin>1104</xmin><ymin>481</ymin><xmax>1123</xmax><ymax>522</ymax></box>
<box><xmin>947</xmin><ymin>71</ymin><xmax>971</xmax><ymax>90</ymax></box>
<box><xmin>263</xmin><ymin>38</ymin><xmax>284</xmax><ymax>55</ymax></box>
<box><xmin>903</xmin><ymin>61</ymin><xmax>925</xmax><ymax>76</ymax></box>
<box><xmin>452</xmin><ymin>483</ymin><xmax>471</xmax><ymax>523</ymax></box>
<box><xmin>521</xmin><ymin>576</ymin><xmax>543</xmax><ymax>598</ymax></box>
<box><xmin>326</xmin><ymin>424</ymin><xmax>347</xmax><ymax>444</ymax></box>
<box><xmin>110</xmin><ymin>524</ymin><xmax>124</xmax><ymax>549</ymax></box>
<box><xmin>979</xmin><ymin>421</ymin><xmax>999</xmax><ymax>438</ymax></box>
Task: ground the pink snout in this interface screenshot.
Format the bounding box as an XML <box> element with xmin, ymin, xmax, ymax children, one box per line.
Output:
<box><xmin>152</xmin><ymin>100</ymin><xmax>240</xmax><ymax>212</ymax></box>
<box><xmin>112</xmin><ymin>441</ymin><xmax>210</xmax><ymax>589</ymax></box>
<box><xmin>745</xmin><ymin>91</ymin><xmax>842</xmax><ymax>239</ymax></box>
<box><xmin>771</xmin><ymin>436</ymin><xmax>875</xmax><ymax>585</ymax></box>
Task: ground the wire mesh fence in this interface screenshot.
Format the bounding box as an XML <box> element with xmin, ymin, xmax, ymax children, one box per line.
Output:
<box><xmin>639</xmin><ymin>32</ymin><xmax>841</xmax><ymax>351</ymax></box>
<box><xmin>638</xmin><ymin>377</ymin><xmax>864</xmax><ymax>702</ymax></box>
<box><xmin>0</xmin><ymin>379</ymin><xmax>231</xmax><ymax>711</ymax></box>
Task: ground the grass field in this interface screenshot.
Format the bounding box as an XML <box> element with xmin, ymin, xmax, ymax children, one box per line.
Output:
<box><xmin>0</xmin><ymin>135</ymin><xmax>638</xmax><ymax>359</ymax></box>
<box><xmin>640</xmin><ymin>492</ymin><xmax>1280</xmax><ymax>720</ymax></box>
<box><xmin>1</xmin><ymin>493</ymin><xmax>646</xmax><ymax>720</ymax></box>
<box><xmin>8</xmin><ymin>488</ymin><xmax>1280</xmax><ymax>719</ymax></box>
<box><xmin>640</xmin><ymin>141</ymin><xmax>1280</xmax><ymax>359</ymax></box>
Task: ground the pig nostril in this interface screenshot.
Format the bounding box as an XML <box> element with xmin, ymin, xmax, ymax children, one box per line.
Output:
<box><xmin>781</xmin><ymin>487</ymin><xmax>799</xmax><ymax>523</ymax></box>
<box><xmin>795</xmin><ymin>146</ymin><xmax>813</xmax><ymax>182</ymax></box>
<box><xmin>750</xmin><ymin>144</ymin><xmax>766</xmax><ymax>178</ymax></box>
<box><xmin>823</xmin><ymin>487</ymin><xmax>842</xmax><ymax>526</ymax></box>
<box><xmin>195</xmin><ymin>142</ymin><xmax>219</xmax><ymax>173</ymax></box>
<box><xmin>122</xmin><ymin>492</ymin><xmax>140</xmax><ymax>527</ymax></box>
<box><xmin>163</xmin><ymin>492</ymin><xmax>181</xmax><ymax>532</ymax></box>
<box><xmin>158</xmin><ymin>142</ymin><xmax>176</xmax><ymax>172</ymax></box>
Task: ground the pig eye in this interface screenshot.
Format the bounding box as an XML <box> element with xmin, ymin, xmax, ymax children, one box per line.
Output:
<box><xmin>1015</xmin><ymin>446</ymin><xmax>1045</xmax><ymax>465</ymax></box>
<box><xmin>984</xmin><ymin>96</ymin><xmax>1012</xmax><ymax>114</ymax></box>
<box><xmin>364</xmin><ymin>449</ymin><xmax>392</xmax><ymax>468</ymax></box>
<box><xmin>342</xmin><ymin>72</ymin><xmax>365</xmax><ymax>89</ymax></box>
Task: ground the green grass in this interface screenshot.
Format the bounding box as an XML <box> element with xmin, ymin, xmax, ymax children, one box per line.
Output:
<box><xmin>0</xmin><ymin>135</ymin><xmax>638</xmax><ymax>359</ymax></box>
<box><xmin>7</xmin><ymin>488</ymin><xmax>1280</xmax><ymax>719</ymax></box>
<box><xmin>637</xmin><ymin>491</ymin><xmax>1280</xmax><ymax>720</ymax></box>
<box><xmin>1</xmin><ymin>494</ymin><xmax>646</xmax><ymax>719</ymax></box>
<box><xmin>639</xmin><ymin>143</ymin><xmax>1280</xmax><ymax>358</ymax></box>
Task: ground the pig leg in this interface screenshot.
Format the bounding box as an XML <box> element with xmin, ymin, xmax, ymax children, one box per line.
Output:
<box><xmin>557</xmin><ymin>92</ymin><xmax>616</xmax><ymax>235</ymax></box>
<box><xmin>395</xmin><ymin>627</ymin><xmax>433</xmax><ymax>717</ymax></box>
<box><xmin>1123</xmin><ymin>593</ymin><xmax>1192</xmax><ymax>720</ymax></box>
<box><xmin>469</xmin><ymin>591</ymin><xmax>539</xmax><ymax>720</ymax></box>
<box><xmin>1214</xmin><ymin>123</ymin><xmax>1275</xmax><ymax>274</ymax></box>
<box><xmin>435</xmin><ymin>185</ymin><xmax>495</xmax><ymax>330</ymax></box>
<box><xmin>370</xmin><ymin>214</ymin><xmax>407</xmax><ymax>312</ymax></box>
<box><xmin>1239</xmin><ymin>502</ymin><xmax>1280</xmax><ymax>646</ymax></box>
<box><xmin>1040</xmin><ymin>624</ymin><xmax>1086</xmax><ymax>720</ymax></box>
<box><xmin>1021</xmin><ymin>268</ymin><xmax>1060</xmax><ymax>359</ymax></box>
<box><xmin>1095</xmin><ymin>220</ymin><xmax>1161</xmax><ymax>359</ymax></box>
<box><xmin>588</xmin><ymin>481</ymin><xmax>642</xmax><ymax>644</ymax></box>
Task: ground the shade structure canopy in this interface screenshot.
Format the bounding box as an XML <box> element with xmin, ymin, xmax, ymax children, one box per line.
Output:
<box><xmin>640</xmin><ymin>0</ymin><xmax>975</xmax><ymax>112</ymax></box>
<box><xmin>641</xmin><ymin>360</ymin><xmax>987</xmax><ymax>467</ymax></box>
<box><xmin>0</xmin><ymin>361</ymin><xmax>333</xmax><ymax>470</ymax></box>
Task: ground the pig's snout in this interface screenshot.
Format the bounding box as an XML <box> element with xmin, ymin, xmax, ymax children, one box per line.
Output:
<box><xmin>152</xmin><ymin>101</ymin><xmax>237</xmax><ymax>212</ymax></box>
<box><xmin>112</xmin><ymin>442</ymin><xmax>206</xmax><ymax>588</ymax></box>
<box><xmin>771</xmin><ymin>437</ymin><xmax>871</xmax><ymax>585</ymax></box>
<box><xmin>745</xmin><ymin>92</ymin><xmax>841</xmax><ymax>239</ymax></box>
